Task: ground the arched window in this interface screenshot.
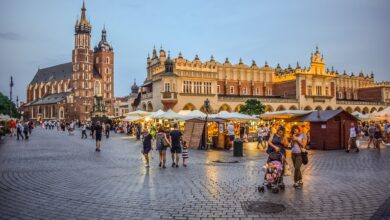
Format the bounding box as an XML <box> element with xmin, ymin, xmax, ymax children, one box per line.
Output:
<box><xmin>94</xmin><ymin>81</ymin><xmax>101</xmax><ymax>96</ymax></box>
<box><xmin>106</xmin><ymin>57</ymin><xmax>109</xmax><ymax>64</ymax></box>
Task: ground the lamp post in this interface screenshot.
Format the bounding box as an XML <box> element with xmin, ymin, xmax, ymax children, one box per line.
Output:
<box><xmin>9</xmin><ymin>76</ymin><xmax>14</xmax><ymax>117</ymax></box>
<box><xmin>204</xmin><ymin>98</ymin><xmax>210</xmax><ymax>149</ymax></box>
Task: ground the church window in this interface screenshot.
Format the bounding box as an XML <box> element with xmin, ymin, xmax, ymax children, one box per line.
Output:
<box><xmin>230</xmin><ymin>86</ymin><xmax>234</xmax><ymax>95</ymax></box>
<box><xmin>106</xmin><ymin>57</ymin><xmax>109</xmax><ymax>64</ymax></box>
<box><xmin>255</xmin><ymin>87</ymin><xmax>260</xmax><ymax>95</ymax></box>
<box><xmin>94</xmin><ymin>81</ymin><xmax>101</xmax><ymax>96</ymax></box>
<box><xmin>106</xmin><ymin>68</ymin><xmax>109</xmax><ymax>74</ymax></box>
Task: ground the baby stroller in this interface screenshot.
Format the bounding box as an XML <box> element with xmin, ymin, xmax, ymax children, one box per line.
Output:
<box><xmin>258</xmin><ymin>151</ymin><xmax>285</xmax><ymax>193</ymax></box>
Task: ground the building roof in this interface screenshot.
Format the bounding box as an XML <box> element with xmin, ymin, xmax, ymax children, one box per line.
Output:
<box><xmin>294</xmin><ymin>109</ymin><xmax>356</xmax><ymax>122</ymax></box>
<box><xmin>30</xmin><ymin>62</ymin><xmax>72</xmax><ymax>84</ymax></box>
<box><xmin>28</xmin><ymin>92</ymin><xmax>70</xmax><ymax>106</ymax></box>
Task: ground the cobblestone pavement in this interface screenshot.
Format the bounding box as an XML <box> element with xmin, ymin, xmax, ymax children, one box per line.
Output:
<box><xmin>0</xmin><ymin>128</ymin><xmax>389</xmax><ymax>220</ymax></box>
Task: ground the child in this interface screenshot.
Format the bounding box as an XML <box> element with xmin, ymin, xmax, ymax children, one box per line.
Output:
<box><xmin>142</xmin><ymin>129</ymin><xmax>153</xmax><ymax>168</ymax></box>
<box><xmin>182</xmin><ymin>140</ymin><xmax>189</xmax><ymax>167</ymax></box>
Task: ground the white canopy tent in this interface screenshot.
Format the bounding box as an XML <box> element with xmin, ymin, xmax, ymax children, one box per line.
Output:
<box><xmin>179</xmin><ymin>110</ymin><xmax>207</xmax><ymax>120</ymax></box>
<box><xmin>150</xmin><ymin>109</ymin><xmax>166</xmax><ymax>119</ymax></box>
<box><xmin>352</xmin><ymin>111</ymin><xmax>370</xmax><ymax>121</ymax></box>
<box><xmin>123</xmin><ymin>115</ymin><xmax>144</xmax><ymax>122</ymax></box>
<box><xmin>0</xmin><ymin>114</ymin><xmax>11</xmax><ymax>121</ymax></box>
<box><xmin>259</xmin><ymin>110</ymin><xmax>312</xmax><ymax>120</ymax></box>
<box><xmin>370</xmin><ymin>107</ymin><xmax>390</xmax><ymax>121</ymax></box>
<box><xmin>209</xmin><ymin>111</ymin><xmax>255</xmax><ymax>121</ymax></box>
<box><xmin>126</xmin><ymin>110</ymin><xmax>152</xmax><ymax>117</ymax></box>
<box><xmin>151</xmin><ymin>109</ymin><xmax>184</xmax><ymax>120</ymax></box>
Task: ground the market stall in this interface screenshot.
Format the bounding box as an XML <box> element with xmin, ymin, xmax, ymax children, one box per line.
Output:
<box><xmin>352</xmin><ymin>111</ymin><xmax>370</xmax><ymax>121</ymax></box>
<box><xmin>370</xmin><ymin>106</ymin><xmax>390</xmax><ymax>121</ymax></box>
<box><xmin>293</xmin><ymin>109</ymin><xmax>358</xmax><ymax>150</ymax></box>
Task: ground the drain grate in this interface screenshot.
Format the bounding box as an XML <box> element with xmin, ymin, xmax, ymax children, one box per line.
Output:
<box><xmin>242</xmin><ymin>201</ymin><xmax>286</xmax><ymax>214</ymax></box>
<box><xmin>212</xmin><ymin>160</ymin><xmax>239</xmax><ymax>163</ymax></box>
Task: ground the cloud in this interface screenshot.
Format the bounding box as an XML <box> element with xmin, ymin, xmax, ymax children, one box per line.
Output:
<box><xmin>0</xmin><ymin>32</ymin><xmax>21</xmax><ymax>40</ymax></box>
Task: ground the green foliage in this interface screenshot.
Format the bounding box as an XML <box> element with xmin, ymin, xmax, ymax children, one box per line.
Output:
<box><xmin>239</xmin><ymin>99</ymin><xmax>265</xmax><ymax>116</ymax></box>
<box><xmin>0</xmin><ymin>92</ymin><xmax>20</xmax><ymax>118</ymax></box>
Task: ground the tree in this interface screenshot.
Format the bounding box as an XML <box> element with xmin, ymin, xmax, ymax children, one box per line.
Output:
<box><xmin>239</xmin><ymin>99</ymin><xmax>265</xmax><ymax>116</ymax></box>
<box><xmin>0</xmin><ymin>92</ymin><xmax>20</xmax><ymax>118</ymax></box>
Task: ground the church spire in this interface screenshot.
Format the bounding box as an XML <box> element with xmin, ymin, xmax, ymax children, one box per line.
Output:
<box><xmin>75</xmin><ymin>0</ymin><xmax>91</xmax><ymax>34</ymax></box>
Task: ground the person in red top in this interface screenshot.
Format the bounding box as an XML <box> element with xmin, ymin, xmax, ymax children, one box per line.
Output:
<box><xmin>9</xmin><ymin>119</ymin><xmax>16</xmax><ymax>137</ymax></box>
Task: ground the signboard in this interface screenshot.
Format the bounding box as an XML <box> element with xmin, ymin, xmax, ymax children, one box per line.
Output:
<box><xmin>321</xmin><ymin>124</ymin><xmax>326</xmax><ymax>129</ymax></box>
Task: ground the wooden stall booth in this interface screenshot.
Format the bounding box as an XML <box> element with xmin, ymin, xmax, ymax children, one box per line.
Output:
<box><xmin>293</xmin><ymin>110</ymin><xmax>358</xmax><ymax>150</ymax></box>
<box><xmin>183</xmin><ymin>118</ymin><xmax>226</xmax><ymax>149</ymax></box>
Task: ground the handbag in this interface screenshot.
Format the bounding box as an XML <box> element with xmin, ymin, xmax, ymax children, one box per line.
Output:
<box><xmin>301</xmin><ymin>151</ymin><xmax>308</xmax><ymax>165</ymax></box>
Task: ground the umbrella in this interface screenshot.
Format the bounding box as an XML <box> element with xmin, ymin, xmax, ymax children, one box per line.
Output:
<box><xmin>0</xmin><ymin>114</ymin><xmax>11</xmax><ymax>121</ymax></box>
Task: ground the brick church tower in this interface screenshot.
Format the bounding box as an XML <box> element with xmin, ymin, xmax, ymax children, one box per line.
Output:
<box><xmin>70</xmin><ymin>0</ymin><xmax>114</xmax><ymax>122</ymax></box>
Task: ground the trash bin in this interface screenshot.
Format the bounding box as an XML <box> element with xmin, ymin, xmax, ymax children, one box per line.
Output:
<box><xmin>233</xmin><ymin>139</ymin><xmax>243</xmax><ymax>157</ymax></box>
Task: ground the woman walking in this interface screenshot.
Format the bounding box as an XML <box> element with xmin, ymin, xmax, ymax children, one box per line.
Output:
<box><xmin>156</xmin><ymin>127</ymin><xmax>170</xmax><ymax>168</ymax></box>
<box><xmin>95</xmin><ymin>121</ymin><xmax>102</xmax><ymax>152</ymax></box>
<box><xmin>289</xmin><ymin>125</ymin><xmax>307</xmax><ymax>189</ymax></box>
<box><xmin>267</xmin><ymin>126</ymin><xmax>288</xmax><ymax>185</ymax></box>
<box><xmin>373</xmin><ymin>124</ymin><xmax>382</xmax><ymax>150</ymax></box>
<box><xmin>142</xmin><ymin>129</ymin><xmax>153</xmax><ymax>168</ymax></box>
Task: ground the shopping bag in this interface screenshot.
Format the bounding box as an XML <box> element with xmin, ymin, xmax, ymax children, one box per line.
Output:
<box><xmin>284</xmin><ymin>164</ymin><xmax>292</xmax><ymax>176</ymax></box>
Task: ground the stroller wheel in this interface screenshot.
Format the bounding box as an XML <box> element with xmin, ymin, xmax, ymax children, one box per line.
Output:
<box><xmin>280</xmin><ymin>183</ymin><xmax>285</xmax><ymax>190</ymax></box>
<box><xmin>266</xmin><ymin>183</ymin><xmax>272</xmax><ymax>189</ymax></box>
<box><xmin>271</xmin><ymin>187</ymin><xmax>279</xmax><ymax>193</ymax></box>
<box><xmin>258</xmin><ymin>186</ymin><xmax>265</xmax><ymax>193</ymax></box>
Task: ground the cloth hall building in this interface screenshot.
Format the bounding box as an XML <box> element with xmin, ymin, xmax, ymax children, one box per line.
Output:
<box><xmin>23</xmin><ymin>1</ymin><xmax>114</xmax><ymax>122</ymax></box>
<box><xmin>138</xmin><ymin>47</ymin><xmax>390</xmax><ymax>113</ymax></box>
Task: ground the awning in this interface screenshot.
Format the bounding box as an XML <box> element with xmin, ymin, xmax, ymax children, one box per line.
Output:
<box><xmin>260</xmin><ymin>110</ymin><xmax>312</xmax><ymax>120</ymax></box>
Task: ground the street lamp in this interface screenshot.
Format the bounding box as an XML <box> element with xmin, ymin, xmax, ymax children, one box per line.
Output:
<box><xmin>9</xmin><ymin>76</ymin><xmax>14</xmax><ymax>116</ymax></box>
<box><xmin>203</xmin><ymin>98</ymin><xmax>210</xmax><ymax>150</ymax></box>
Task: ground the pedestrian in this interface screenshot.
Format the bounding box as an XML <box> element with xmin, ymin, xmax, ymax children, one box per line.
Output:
<box><xmin>289</xmin><ymin>125</ymin><xmax>308</xmax><ymax>189</ymax></box>
<box><xmin>28</xmin><ymin>121</ymin><xmax>33</xmax><ymax>135</ymax></box>
<box><xmin>373</xmin><ymin>124</ymin><xmax>382</xmax><ymax>150</ymax></box>
<box><xmin>142</xmin><ymin>129</ymin><xmax>153</xmax><ymax>168</ymax></box>
<box><xmin>227</xmin><ymin>122</ymin><xmax>235</xmax><ymax>149</ymax></box>
<box><xmin>182</xmin><ymin>140</ymin><xmax>189</xmax><ymax>167</ymax></box>
<box><xmin>257</xmin><ymin>124</ymin><xmax>266</xmax><ymax>149</ymax></box>
<box><xmin>95</xmin><ymin>121</ymin><xmax>102</xmax><ymax>152</ymax></box>
<box><xmin>169</xmin><ymin>123</ymin><xmax>182</xmax><ymax>168</ymax></box>
<box><xmin>267</xmin><ymin>126</ymin><xmax>288</xmax><ymax>184</ymax></box>
<box><xmin>90</xmin><ymin>122</ymin><xmax>95</xmax><ymax>138</ymax></box>
<box><xmin>105</xmin><ymin>123</ymin><xmax>110</xmax><ymax>138</ymax></box>
<box><xmin>136</xmin><ymin>123</ymin><xmax>141</xmax><ymax>140</ymax></box>
<box><xmin>346</xmin><ymin>122</ymin><xmax>359</xmax><ymax>153</ymax></box>
<box><xmin>23</xmin><ymin>122</ymin><xmax>29</xmax><ymax>140</ymax></box>
<box><xmin>16</xmin><ymin>120</ymin><xmax>24</xmax><ymax>140</ymax></box>
<box><xmin>156</xmin><ymin>127</ymin><xmax>170</xmax><ymax>168</ymax></box>
<box><xmin>239</xmin><ymin>124</ymin><xmax>245</xmax><ymax>139</ymax></box>
<box><xmin>367</xmin><ymin>122</ymin><xmax>376</xmax><ymax>148</ymax></box>
<box><xmin>9</xmin><ymin>119</ymin><xmax>16</xmax><ymax>137</ymax></box>
<box><xmin>81</xmin><ymin>123</ymin><xmax>87</xmax><ymax>139</ymax></box>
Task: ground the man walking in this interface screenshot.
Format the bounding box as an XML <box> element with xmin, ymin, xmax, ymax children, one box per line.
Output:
<box><xmin>81</xmin><ymin>123</ymin><xmax>87</xmax><ymax>139</ymax></box>
<box><xmin>95</xmin><ymin>121</ymin><xmax>102</xmax><ymax>152</ymax></box>
<box><xmin>346</xmin><ymin>122</ymin><xmax>359</xmax><ymax>153</ymax></box>
<box><xmin>105</xmin><ymin>123</ymin><xmax>110</xmax><ymax>138</ymax></box>
<box><xmin>169</xmin><ymin>123</ymin><xmax>182</xmax><ymax>168</ymax></box>
<box><xmin>367</xmin><ymin>123</ymin><xmax>376</xmax><ymax>148</ymax></box>
<box><xmin>16</xmin><ymin>120</ymin><xmax>24</xmax><ymax>140</ymax></box>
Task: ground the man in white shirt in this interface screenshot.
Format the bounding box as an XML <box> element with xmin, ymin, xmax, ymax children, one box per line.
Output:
<box><xmin>346</xmin><ymin>122</ymin><xmax>359</xmax><ymax>153</ymax></box>
<box><xmin>227</xmin><ymin>123</ymin><xmax>235</xmax><ymax>148</ymax></box>
<box><xmin>257</xmin><ymin>125</ymin><xmax>265</xmax><ymax>149</ymax></box>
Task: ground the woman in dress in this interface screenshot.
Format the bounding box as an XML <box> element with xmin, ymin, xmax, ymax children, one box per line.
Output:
<box><xmin>156</xmin><ymin>127</ymin><xmax>170</xmax><ymax>168</ymax></box>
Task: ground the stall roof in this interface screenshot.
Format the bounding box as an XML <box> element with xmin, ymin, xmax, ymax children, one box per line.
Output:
<box><xmin>293</xmin><ymin>109</ymin><xmax>356</xmax><ymax>122</ymax></box>
<box><xmin>370</xmin><ymin>106</ymin><xmax>390</xmax><ymax>121</ymax></box>
<box><xmin>260</xmin><ymin>110</ymin><xmax>312</xmax><ymax>119</ymax></box>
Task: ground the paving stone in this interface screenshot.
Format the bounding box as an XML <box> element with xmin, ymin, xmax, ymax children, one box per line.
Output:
<box><xmin>0</xmin><ymin>129</ymin><xmax>389</xmax><ymax>219</ymax></box>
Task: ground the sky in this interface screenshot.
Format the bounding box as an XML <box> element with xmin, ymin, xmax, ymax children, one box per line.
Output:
<box><xmin>0</xmin><ymin>0</ymin><xmax>389</xmax><ymax>102</ymax></box>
